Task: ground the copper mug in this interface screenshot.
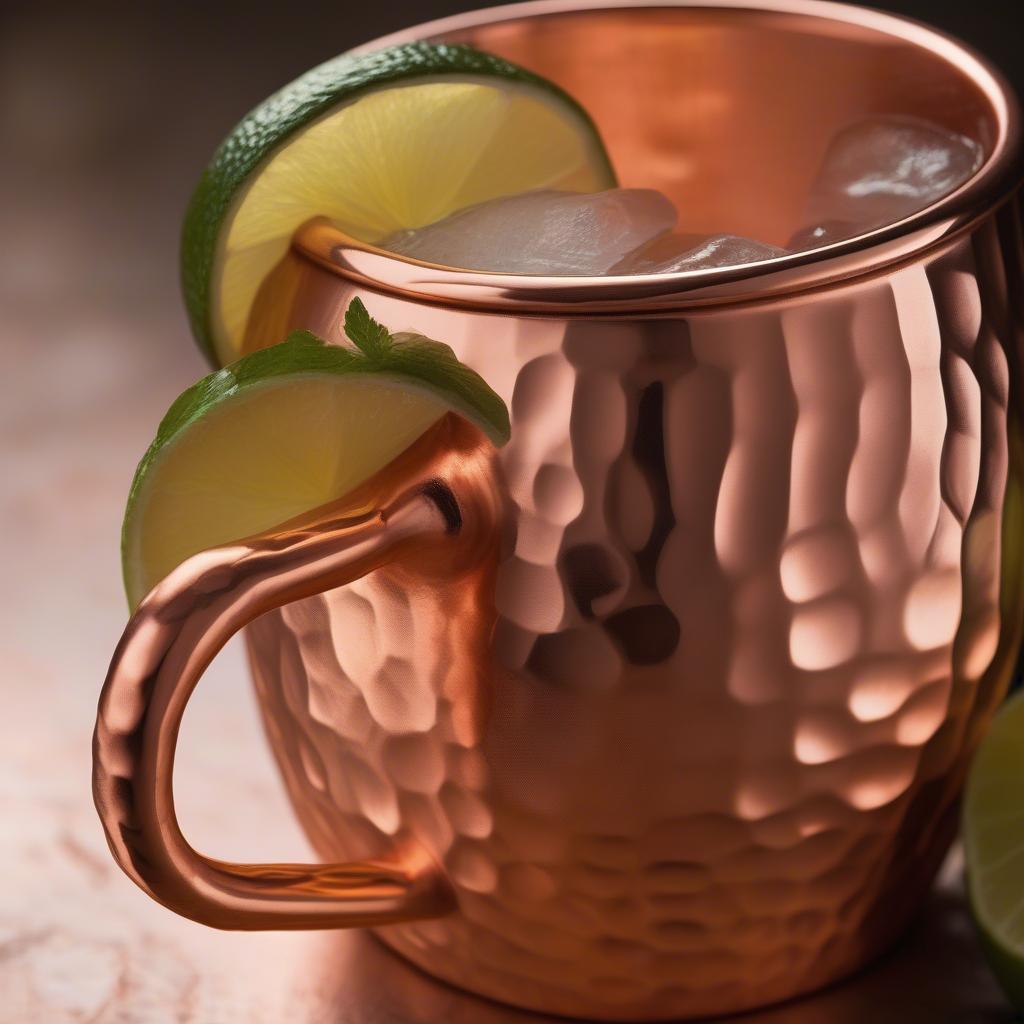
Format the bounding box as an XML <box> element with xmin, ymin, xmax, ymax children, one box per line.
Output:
<box><xmin>94</xmin><ymin>1</ymin><xmax>1024</xmax><ymax>1019</ymax></box>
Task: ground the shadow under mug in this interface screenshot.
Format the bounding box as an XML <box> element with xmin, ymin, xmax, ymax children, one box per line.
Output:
<box><xmin>94</xmin><ymin>1</ymin><xmax>1024</xmax><ymax>1019</ymax></box>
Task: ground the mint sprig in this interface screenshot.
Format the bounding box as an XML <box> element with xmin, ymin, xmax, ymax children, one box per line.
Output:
<box><xmin>240</xmin><ymin>302</ymin><xmax>511</xmax><ymax>451</ymax></box>
<box><xmin>332</xmin><ymin>298</ymin><xmax>509</xmax><ymax>445</ymax></box>
<box><xmin>344</xmin><ymin>297</ymin><xmax>392</xmax><ymax>360</ymax></box>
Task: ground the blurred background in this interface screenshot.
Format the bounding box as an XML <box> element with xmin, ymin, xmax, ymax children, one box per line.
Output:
<box><xmin>0</xmin><ymin>2</ymin><xmax>1021</xmax><ymax>1021</ymax></box>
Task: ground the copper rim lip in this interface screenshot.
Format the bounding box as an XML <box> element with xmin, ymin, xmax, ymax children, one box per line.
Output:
<box><xmin>298</xmin><ymin>0</ymin><xmax>1024</xmax><ymax>313</ymax></box>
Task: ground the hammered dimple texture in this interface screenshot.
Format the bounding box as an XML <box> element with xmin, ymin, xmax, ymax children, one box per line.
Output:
<box><xmin>244</xmin><ymin>201</ymin><xmax>1024</xmax><ymax>1022</ymax></box>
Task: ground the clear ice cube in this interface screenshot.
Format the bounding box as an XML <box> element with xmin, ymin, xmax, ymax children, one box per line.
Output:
<box><xmin>793</xmin><ymin>115</ymin><xmax>983</xmax><ymax>248</ymax></box>
<box><xmin>612</xmin><ymin>233</ymin><xmax>788</xmax><ymax>274</ymax></box>
<box><xmin>382</xmin><ymin>188</ymin><xmax>677</xmax><ymax>276</ymax></box>
<box><xmin>787</xmin><ymin>219</ymin><xmax>862</xmax><ymax>250</ymax></box>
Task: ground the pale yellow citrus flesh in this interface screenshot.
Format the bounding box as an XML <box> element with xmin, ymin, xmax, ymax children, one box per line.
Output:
<box><xmin>124</xmin><ymin>375</ymin><xmax>446</xmax><ymax>607</ymax></box>
<box><xmin>215</xmin><ymin>79</ymin><xmax>612</xmax><ymax>363</ymax></box>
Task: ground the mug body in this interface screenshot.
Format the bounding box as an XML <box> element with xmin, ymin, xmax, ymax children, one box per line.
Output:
<box><xmin>242</xmin><ymin>3</ymin><xmax>1024</xmax><ymax>1019</ymax></box>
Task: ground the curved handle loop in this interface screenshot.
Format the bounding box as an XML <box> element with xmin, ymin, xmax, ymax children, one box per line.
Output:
<box><xmin>92</xmin><ymin>425</ymin><xmax>486</xmax><ymax>930</ymax></box>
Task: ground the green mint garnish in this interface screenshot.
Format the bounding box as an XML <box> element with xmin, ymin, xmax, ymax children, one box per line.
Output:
<box><xmin>344</xmin><ymin>297</ymin><xmax>393</xmax><ymax>361</ymax></box>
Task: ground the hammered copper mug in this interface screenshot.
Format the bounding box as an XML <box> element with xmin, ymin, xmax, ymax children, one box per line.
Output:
<box><xmin>94</xmin><ymin>2</ymin><xmax>1024</xmax><ymax>1019</ymax></box>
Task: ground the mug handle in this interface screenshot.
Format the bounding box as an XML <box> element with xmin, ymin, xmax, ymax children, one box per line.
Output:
<box><xmin>93</xmin><ymin>417</ymin><xmax>492</xmax><ymax>929</ymax></box>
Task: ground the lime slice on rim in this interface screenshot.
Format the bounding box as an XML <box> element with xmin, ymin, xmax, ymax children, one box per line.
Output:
<box><xmin>182</xmin><ymin>41</ymin><xmax>616</xmax><ymax>367</ymax></box>
<box><xmin>122</xmin><ymin>300</ymin><xmax>508</xmax><ymax>609</ymax></box>
<box><xmin>964</xmin><ymin>688</ymin><xmax>1024</xmax><ymax>1010</ymax></box>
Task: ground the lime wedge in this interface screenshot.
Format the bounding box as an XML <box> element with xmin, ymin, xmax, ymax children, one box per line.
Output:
<box><xmin>964</xmin><ymin>688</ymin><xmax>1024</xmax><ymax>1010</ymax></box>
<box><xmin>122</xmin><ymin>300</ymin><xmax>508</xmax><ymax>608</ymax></box>
<box><xmin>182</xmin><ymin>41</ymin><xmax>616</xmax><ymax>366</ymax></box>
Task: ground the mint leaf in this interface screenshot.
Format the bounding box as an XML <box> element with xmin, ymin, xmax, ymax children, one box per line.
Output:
<box><xmin>344</xmin><ymin>297</ymin><xmax>392</xmax><ymax>360</ymax></box>
<box><xmin>387</xmin><ymin>332</ymin><xmax>510</xmax><ymax>447</ymax></box>
<box><xmin>292</xmin><ymin>307</ymin><xmax>510</xmax><ymax>446</ymax></box>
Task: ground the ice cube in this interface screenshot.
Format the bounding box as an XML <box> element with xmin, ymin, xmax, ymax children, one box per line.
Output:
<box><xmin>787</xmin><ymin>219</ymin><xmax>862</xmax><ymax>251</ymax></box>
<box><xmin>381</xmin><ymin>189</ymin><xmax>677</xmax><ymax>275</ymax></box>
<box><xmin>795</xmin><ymin>115</ymin><xmax>982</xmax><ymax>246</ymax></box>
<box><xmin>612</xmin><ymin>233</ymin><xmax>788</xmax><ymax>274</ymax></box>
<box><xmin>609</xmin><ymin>231</ymin><xmax>712</xmax><ymax>271</ymax></box>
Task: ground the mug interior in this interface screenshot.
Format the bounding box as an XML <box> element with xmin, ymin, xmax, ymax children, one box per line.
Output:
<box><xmin>433</xmin><ymin>3</ymin><xmax>1001</xmax><ymax>247</ymax></box>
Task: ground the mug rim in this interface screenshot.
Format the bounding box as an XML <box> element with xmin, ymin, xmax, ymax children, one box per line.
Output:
<box><xmin>295</xmin><ymin>0</ymin><xmax>1024</xmax><ymax>313</ymax></box>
